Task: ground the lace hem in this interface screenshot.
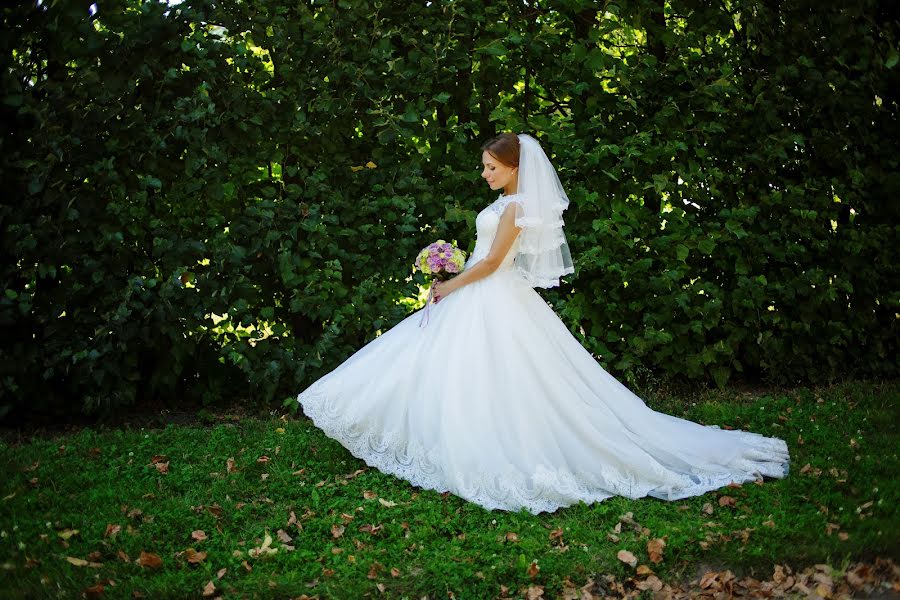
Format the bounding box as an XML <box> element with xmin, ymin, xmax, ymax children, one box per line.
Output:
<box><xmin>297</xmin><ymin>381</ymin><xmax>790</xmax><ymax>515</ymax></box>
<box><xmin>513</xmin><ymin>264</ymin><xmax>575</xmax><ymax>289</ymax></box>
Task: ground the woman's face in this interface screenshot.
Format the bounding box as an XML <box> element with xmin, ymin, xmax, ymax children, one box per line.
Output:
<box><xmin>481</xmin><ymin>150</ymin><xmax>518</xmax><ymax>193</ymax></box>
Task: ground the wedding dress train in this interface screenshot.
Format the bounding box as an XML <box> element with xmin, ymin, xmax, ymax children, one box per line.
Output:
<box><xmin>296</xmin><ymin>195</ymin><xmax>790</xmax><ymax>515</ymax></box>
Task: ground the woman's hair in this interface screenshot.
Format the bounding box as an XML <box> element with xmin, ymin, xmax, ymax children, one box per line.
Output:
<box><xmin>480</xmin><ymin>133</ymin><xmax>520</xmax><ymax>168</ymax></box>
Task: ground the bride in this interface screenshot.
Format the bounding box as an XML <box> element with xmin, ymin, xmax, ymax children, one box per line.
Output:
<box><xmin>297</xmin><ymin>132</ymin><xmax>790</xmax><ymax>515</ymax></box>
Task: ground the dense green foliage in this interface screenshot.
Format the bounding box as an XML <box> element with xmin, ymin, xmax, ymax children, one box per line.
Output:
<box><xmin>1</xmin><ymin>381</ymin><xmax>897</xmax><ymax>596</ymax></box>
<box><xmin>1</xmin><ymin>1</ymin><xmax>897</xmax><ymax>418</ymax></box>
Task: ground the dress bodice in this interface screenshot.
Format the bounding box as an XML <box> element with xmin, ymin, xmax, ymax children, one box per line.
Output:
<box><xmin>463</xmin><ymin>194</ymin><xmax>523</xmax><ymax>272</ymax></box>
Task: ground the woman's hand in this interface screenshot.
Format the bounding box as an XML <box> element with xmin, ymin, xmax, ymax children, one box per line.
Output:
<box><xmin>432</xmin><ymin>279</ymin><xmax>457</xmax><ymax>303</ymax></box>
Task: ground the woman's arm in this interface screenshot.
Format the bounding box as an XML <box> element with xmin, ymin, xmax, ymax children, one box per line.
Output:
<box><xmin>433</xmin><ymin>202</ymin><xmax>522</xmax><ymax>302</ymax></box>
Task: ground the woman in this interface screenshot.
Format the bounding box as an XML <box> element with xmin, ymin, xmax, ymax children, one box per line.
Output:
<box><xmin>297</xmin><ymin>132</ymin><xmax>790</xmax><ymax>515</ymax></box>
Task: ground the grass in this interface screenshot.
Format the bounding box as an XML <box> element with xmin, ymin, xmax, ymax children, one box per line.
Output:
<box><xmin>0</xmin><ymin>379</ymin><xmax>897</xmax><ymax>599</ymax></box>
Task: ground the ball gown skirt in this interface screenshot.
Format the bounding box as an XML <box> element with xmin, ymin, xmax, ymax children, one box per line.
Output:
<box><xmin>296</xmin><ymin>199</ymin><xmax>790</xmax><ymax>515</ymax></box>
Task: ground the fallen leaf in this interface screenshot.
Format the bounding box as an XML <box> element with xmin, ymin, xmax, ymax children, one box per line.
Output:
<box><xmin>378</xmin><ymin>498</ymin><xmax>397</xmax><ymax>507</ymax></box>
<box><xmin>226</xmin><ymin>458</ymin><xmax>237</xmax><ymax>473</ymax></box>
<box><xmin>332</xmin><ymin>525</ymin><xmax>345</xmax><ymax>538</ymax></box>
<box><xmin>699</xmin><ymin>571</ymin><xmax>719</xmax><ymax>589</ymax></box>
<box><xmin>367</xmin><ymin>562</ymin><xmax>382</xmax><ymax>579</ymax></box>
<box><xmin>185</xmin><ymin>549</ymin><xmax>207</xmax><ymax>564</ymax></box>
<box><xmin>636</xmin><ymin>575</ymin><xmax>663</xmax><ymax>591</ymax></box>
<box><xmin>647</xmin><ymin>537</ymin><xmax>666</xmax><ymax>564</ymax></box>
<box><xmin>202</xmin><ymin>580</ymin><xmax>216</xmax><ymax>597</ymax></box>
<box><xmin>192</xmin><ymin>530</ymin><xmax>208</xmax><ymax>542</ymax></box>
<box><xmin>104</xmin><ymin>524</ymin><xmax>121</xmax><ymax>539</ymax></box>
<box><xmin>65</xmin><ymin>556</ymin><xmax>103</xmax><ymax>568</ymax></box>
<box><xmin>617</xmin><ymin>549</ymin><xmax>638</xmax><ymax>568</ymax></box>
<box><xmin>357</xmin><ymin>523</ymin><xmax>383</xmax><ymax>535</ymax></box>
<box><xmin>277</xmin><ymin>529</ymin><xmax>293</xmax><ymax>543</ymax></box>
<box><xmin>527</xmin><ymin>560</ymin><xmax>540</xmax><ymax>578</ymax></box>
<box><xmin>248</xmin><ymin>533</ymin><xmax>277</xmax><ymax>558</ymax></box>
<box><xmin>618</xmin><ymin>511</ymin><xmax>642</xmax><ymax>532</ymax></box>
<box><xmin>137</xmin><ymin>551</ymin><xmax>163</xmax><ymax>569</ymax></box>
<box><xmin>718</xmin><ymin>495</ymin><xmax>736</xmax><ymax>507</ymax></box>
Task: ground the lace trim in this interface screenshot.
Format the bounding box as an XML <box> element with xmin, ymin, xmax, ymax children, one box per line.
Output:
<box><xmin>297</xmin><ymin>381</ymin><xmax>791</xmax><ymax>515</ymax></box>
<box><xmin>513</xmin><ymin>264</ymin><xmax>575</xmax><ymax>289</ymax></box>
<box><xmin>489</xmin><ymin>196</ymin><xmax>524</xmax><ymax>215</ymax></box>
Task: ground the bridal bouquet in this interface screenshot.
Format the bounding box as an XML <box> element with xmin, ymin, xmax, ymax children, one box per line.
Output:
<box><xmin>413</xmin><ymin>240</ymin><xmax>466</xmax><ymax>327</ymax></box>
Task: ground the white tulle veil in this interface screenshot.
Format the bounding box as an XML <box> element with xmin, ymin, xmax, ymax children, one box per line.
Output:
<box><xmin>507</xmin><ymin>133</ymin><xmax>575</xmax><ymax>288</ymax></box>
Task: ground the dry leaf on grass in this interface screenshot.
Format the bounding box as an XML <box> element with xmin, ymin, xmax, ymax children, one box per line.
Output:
<box><xmin>184</xmin><ymin>548</ymin><xmax>207</xmax><ymax>564</ymax></box>
<box><xmin>136</xmin><ymin>551</ymin><xmax>163</xmax><ymax>569</ymax></box>
<box><xmin>617</xmin><ymin>549</ymin><xmax>638</xmax><ymax>568</ymax></box>
<box><xmin>647</xmin><ymin>537</ymin><xmax>666</xmax><ymax>563</ymax></box>
<box><xmin>65</xmin><ymin>556</ymin><xmax>103</xmax><ymax>568</ymax></box>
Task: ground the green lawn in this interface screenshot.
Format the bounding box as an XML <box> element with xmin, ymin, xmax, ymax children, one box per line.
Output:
<box><xmin>1</xmin><ymin>379</ymin><xmax>897</xmax><ymax>599</ymax></box>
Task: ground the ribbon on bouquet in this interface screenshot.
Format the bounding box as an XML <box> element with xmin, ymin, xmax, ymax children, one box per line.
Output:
<box><xmin>419</xmin><ymin>280</ymin><xmax>437</xmax><ymax>328</ymax></box>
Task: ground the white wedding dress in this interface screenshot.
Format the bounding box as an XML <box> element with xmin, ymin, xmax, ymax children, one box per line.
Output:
<box><xmin>297</xmin><ymin>194</ymin><xmax>790</xmax><ymax>515</ymax></box>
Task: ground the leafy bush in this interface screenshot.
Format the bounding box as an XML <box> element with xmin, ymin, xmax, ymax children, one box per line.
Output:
<box><xmin>1</xmin><ymin>0</ymin><xmax>896</xmax><ymax>419</ymax></box>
